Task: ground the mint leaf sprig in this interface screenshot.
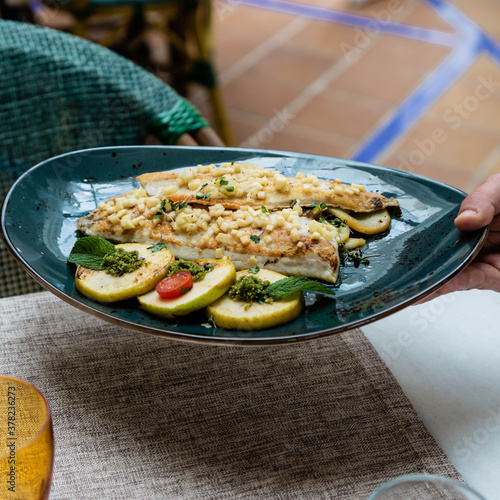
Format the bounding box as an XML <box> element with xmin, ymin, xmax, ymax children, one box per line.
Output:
<box><xmin>68</xmin><ymin>236</ymin><xmax>146</xmax><ymax>275</ymax></box>
<box><xmin>67</xmin><ymin>236</ymin><xmax>116</xmax><ymax>270</ymax></box>
<box><xmin>264</xmin><ymin>276</ymin><xmax>335</xmax><ymax>301</ymax></box>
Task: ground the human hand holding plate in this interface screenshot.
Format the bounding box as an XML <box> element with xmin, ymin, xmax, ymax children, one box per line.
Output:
<box><xmin>426</xmin><ymin>174</ymin><xmax>500</xmax><ymax>297</ymax></box>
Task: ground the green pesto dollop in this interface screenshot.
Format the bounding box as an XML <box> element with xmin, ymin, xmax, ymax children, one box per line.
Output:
<box><xmin>166</xmin><ymin>259</ymin><xmax>210</xmax><ymax>282</ymax></box>
<box><xmin>101</xmin><ymin>248</ymin><xmax>143</xmax><ymax>276</ymax></box>
<box><xmin>228</xmin><ymin>275</ymin><xmax>271</xmax><ymax>303</ymax></box>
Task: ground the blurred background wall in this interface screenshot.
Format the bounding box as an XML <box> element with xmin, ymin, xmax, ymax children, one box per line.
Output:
<box><xmin>4</xmin><ymin>0</ymin><xmax>500</xmax><ymax>191</ymax></box>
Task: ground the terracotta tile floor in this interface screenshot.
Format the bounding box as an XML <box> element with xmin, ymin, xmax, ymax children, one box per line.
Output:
<box><xmin>206</xmin><ymin>0</ymin><xmax>500</xmax><ymax>192</ymax></box>
<box><xmin>29</xmin><ymin>0</ymin><xmax>500</xmax><ymax>192</ymax></box>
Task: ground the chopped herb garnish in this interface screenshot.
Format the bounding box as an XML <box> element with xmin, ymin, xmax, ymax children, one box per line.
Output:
<box><xmin>218</xmin><ymin>177</ymin><xmax>229</xmax><ymax>187</ymax></box>
<box><xmin>261</xmin><ymin>206</ymin><xmax>269</xmax><ymax>213</ymax></box>
<box><xmin>167</xmin><ymin>198</ymin><xmax>187</xmax><ymax>211</ymax></box>
<box><xmin>152</xmin><ymin>199</ymin><xmax>167</xmax><ymax>219</ymax></box>
<box><xmin>225</xmin><ymin>186</ymin><xmax>234</xmax><ymax>192</ymax></box>
<box><xmin>196</xmin><ymin>192</ymin><xmax>211</xmax><ymax>199</ymax></box>
<box><xmin>180</xmin><ymin>285</ymin><xmax>193</xmax><ymax>295</ymax></box>
<box><xmin>101</xmin><ymin>247</ymin><xmax>143</xmax><ymax>276</ymax></box>
<box><xmin>229</xmin><ymin>273</ymin><xmax>334</xmax><ymax>304</ymax></box>
<box><xmin>229</xmin><ymin>275</ymin><xmax>271</xmax><ymax>303</ymax></box>
<box><xmin>166</xmin><ymin>259</ymin><xmax>209</xmax><ymax>282</ymax></box>
<box><xmin>248</xmin><ymin>267</ymin><xmax>260</xmax><ymax>274</ymax></box>
<box><xmin>250</xmin><ymin>235</ymin><xmax>261</xmax><ymax>244</ymax></box>
<box><xmin>289</xmin><ymin>199</ymin><xmax>298</xmax><ymax>208</ymax></box>
<box><xmin>147</xmin><ymin>241</ymin><xmax>168</xmax><ymax>252</ymax></box>
<box><xmin>195</xmin><ymin>183</ymin><xmax>211</xmax><ymax>199</ymax></box>
<box><xmin>345</xmin><ymin>249</ymin><xmax>370</xmax><ymax>268</ymax></box>
<box><xmin>309</xmin><ymin>202</ymin><xmax>327</xmax><ymax>214</ymax></box>
<box><xmin>203</xmin><ymin>263</ymin><xmax>214</xmax><ymax>272</ymax></box>
<box><xmin>319</xmin><ymin>217</ymin><xmax>347</xmax><ymax>228</ymax></box>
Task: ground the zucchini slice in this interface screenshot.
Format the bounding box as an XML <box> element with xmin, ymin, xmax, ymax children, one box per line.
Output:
<box><xmin>207</xmin><ymin>269</ymin><xmax>303</xmax><ymax>331</ymax></box>
<box><xmin>138</xmin><ymin>259</ymin><xmax>236</xmax><ymax>318</ymax></box>
<box><xmin>75</xmin><ymin>243</ymin><xmax>174</xmax><ymax>302</ymax></box>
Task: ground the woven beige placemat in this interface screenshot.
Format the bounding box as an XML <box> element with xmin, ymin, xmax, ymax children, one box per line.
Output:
<box><xmin>0</xmin><ymin>292</ymin><xmax>461</xmax><ymax>499</ymax></box>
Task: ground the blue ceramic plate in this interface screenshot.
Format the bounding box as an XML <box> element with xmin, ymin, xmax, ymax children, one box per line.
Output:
<box><xmin>1</xmin><ymin>146</ymin><xmax>487</xmax><ymax>345</ymax></box>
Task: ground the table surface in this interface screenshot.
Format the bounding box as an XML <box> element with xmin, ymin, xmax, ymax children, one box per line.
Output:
<box><xmin>1</xmin><ymin>288</ymin><xmax>498</xmax><ymax>498</ymax></box>
<box><xmin>363</xmin><ymin>289</ymin><xmax>500</xmax><ymax>500</ymax></box>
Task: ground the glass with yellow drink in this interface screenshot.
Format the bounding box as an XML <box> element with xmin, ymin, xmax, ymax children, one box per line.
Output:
<box><xmin>0</xmin><ymin>376</ymin><xmax>53</xmax><ymax>500</ymax></box>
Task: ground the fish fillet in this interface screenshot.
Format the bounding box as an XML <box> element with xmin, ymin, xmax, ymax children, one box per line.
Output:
<box><xmin>137</xmin><ymin>161</ymin><xmax>399</xmax><ymax>213</ymax></box>
<box><xmin>77</xmin><ymin>190</ymin><xmax>341</xmax><ymax>283</ymax></box>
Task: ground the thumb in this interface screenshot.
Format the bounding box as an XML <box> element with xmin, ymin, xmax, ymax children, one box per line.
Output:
<box><xmin>455</xmin><ymin>174</ymin><xmax>500</xmax><ymax>231</ymax></box>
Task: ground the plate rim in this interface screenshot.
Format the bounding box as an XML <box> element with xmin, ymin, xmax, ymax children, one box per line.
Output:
<box><xmin>1</xmin><ymin>146</ymin><xmax>489</xmax><ymax>345</ymax></box>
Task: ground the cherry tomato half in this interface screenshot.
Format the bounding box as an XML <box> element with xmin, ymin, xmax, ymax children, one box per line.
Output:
<box><xmin>156</xmin><ymin>271</ymin><xmax>194</xmax><ymax>299</ymax></box>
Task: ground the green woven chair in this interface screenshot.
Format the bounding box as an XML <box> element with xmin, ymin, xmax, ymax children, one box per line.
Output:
<box><xmin>1</xmin><ymin>0</ymin><xmax>232</xmax><ymax>144</ymax></box>
<box><xmin>0</xmin><ymin>19</ymin><xmax>223</xmax><ymax>298</ymax></box>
